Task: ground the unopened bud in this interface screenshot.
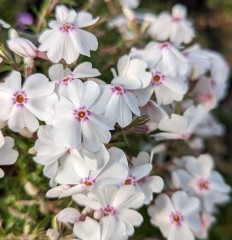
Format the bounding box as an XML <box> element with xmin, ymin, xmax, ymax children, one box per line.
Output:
<box><xmin>23</xmin><ymin>220</ymin><xmax>31</xmax><ymax>234</ymax></box>
<box><xmin>46</xmin><ymin>228</ymin><xmax>59</xmax><ymax>240</ymax></box>
<box><xmin>81</xmin><ymin>207</ymin><xmax>93</xmax><ymax>215</ymax></box>
<box><xmin>93</xmin><ymin>210</ymin><xmax>103</xmax><ymax>220</ymax></box>
<box><xmin>123</xmin><ymin>8</ymin><xmax>136</xmax><ymax>21</ymax></box>
<box><xmin>28</xmin><ymin>147</ymin><xmax>37</xmax><ymax>155</ymax></box>
<box><xmin>0</xmin><ymin>121</ymin><xmax>6</xmax><ymax>129</ymax></box>
<box><xmin>7</xmin><ymin>30</ymin><xmax>37</xmax><ymax>58</ymax></box>
<box><xmin>172</xmin><ymin>4</ymin><xmax>186</xmax><ymax>19</ymax></box>
<box><xmin>19</xmin><ymin>128</ymin><xmax>34</xmax><ymax>138</ymax></box>
<box><xmin>24</xmin><ymin>182</ymin><xmax>39</xmax><ymax>196</ymax></box>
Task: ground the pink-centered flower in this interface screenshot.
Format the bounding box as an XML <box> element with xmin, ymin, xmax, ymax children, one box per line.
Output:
<box><xmin>46</xmin><ymin>147</ymin><xmax>128</xmax><ymax>198</ymax></box>
<box><xmin>48</xmin><ymin>62</ymin><xmax>100</xmax><ymax>96</ymax></box>
<box><xmin>0</xmin><ymin>71</ymin><xmax>57</xmax><ymax>132</ymax></box>
<box><xmin>148</xmin><ymin>4</ymin><xmax>195</xmax><ymax>46</ymax></box>
<box><xmin>154</xmin><ymin>105</ymin><xmax>206</xmax><ymax>141</ymax></box>
<box><xmin>95</xmin><ymin>83</ymin><xmax>140</xmax><ymax>127</ymax></box>
<box><xmin>172</xmin><ymin>154</ymin><xmax>231</xmax><ymax>213</ymax></box>
<box><xmin>39</xmin><ymin>5</ymin><xmax>99</xmax><ymax>64</ymax></box>
<box><xmin>131</xmin><ymin>41</ymin><xmax>189</xmax><ymax>77</ymax></box>
<box><xmin>95</xmin><ymin>55</ymin><xmax>151</xmax><ymax>127</ymax></box>
<box><xmin>47</xmin><ymin>79</ymin><xmax>113</xmax><ymax>151</ymax></box>
<box><xmin>74</xmin><ymin>185</ymin><xmax>144</xmax><ymax>236</ymax></box>
<box><xmin>123</xmin><ymin>151</ymin><xmax>164</xmax><ymax>204</ymax></box>
<box><xmin>34</xmin><ymin>125</ymin><xmax>109</xmax><ymax>186</ymax></box>
<box><xmin>135</xmin><ymin>69</ymin><xmax>188</xmax><ymax>106</ymax></box>
<box><xmin>148</xmin><ymin>191</ymin><xmax>201</xmax><ymax>240</ymax></box>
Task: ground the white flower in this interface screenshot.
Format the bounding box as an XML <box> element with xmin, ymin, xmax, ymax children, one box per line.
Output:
<box><xmin>172</xmin><ymin>154</ymin><xmax>231</xmax><ymax>213</ymax></box>
<box><xmin>182</xmin><ymin>45</ymin><xmax>210</xmax><ymax>80</ymax></box>
<box><xmin>46</xmin><ymin>228</ymin><xmax>59</xmax><ymax>240</ymax></box>
<box><xmin>74</xmin><ymin>216</ymin><xmax>128</xmax><ymax>240</ymax></box>
<box><xmin>7</xmin><ymin>29</ymin><xmax>38</xmax><ymax>58</ymax></box>
<box><xmin>148</xmin><ymin>191</ymin><xmax>201</xmax><ymax>240</ymax></box>
<box><xmin>192</xmin><ymin>76</ymin><xmax>216</xmax><ymax>110</ymax></box>
<box><xmin>34</xmin><ymin>125</ymin><xmax>110</xmax><ymax>187</ymax></box>
<box><xmin>0</xmin><ymin>71</ymin><xmax>57</xmax><ymax>132</ymax></box>
<box><xmin>148</xmin><ymin>4</ymin><xmax>195</xmax><ymax>46</ymax></box>
<box><xmin>135</xmin><ymin>69</ymin><xmax>188</xmax><ymax>106</ymax></box>
<box><xmin>131</xmin><ymin>41</ymin><xmax>189</xmax><ymax>77</ymax></box>
<box><xmin>205</xmin><ymin>49</ymin><xmax>230</xmax><ymax>101</ymax></box>
<box><xmin>112</xmin><ymin>55</ymin><xmax>151</xmax><ymax>90</ymax></box>
<box><xmin>56</xmin><ymin>202</ymin><xmax>128</xmax><ymax>239</ymax></box>
<box><xmin>133</xmin><ymin>100</ymin><xmax>168</xmax><ymax>133</ymax></box>
<box><xmin>48</xmin><ymin>79</ymin><xmax>113</xmax><ymax>151</ymax></box>
<box><xmin>39</xmin><ymin>125</ymin><xmax>108</xmax><ymax>170</ymax></box>
<box><xmin>48</xmin><ymin>62</ymin><xmax>100</xmax><ymax>96</ymax></box>
<box><xmin>57</xmin><ymin>207</ymin><xmax>81</xmax><ymax>224</ymax></box>
<box><xmin>74</xmin><ymin>185</ymin><xmax>144</xmax><ymax>236</ymax></box>
<box><xmin>123</xmin><ymin>151</ymin><xmax>164</xmax><ymax>204</ymax></box>
<box><xmin>95</xmin><ymin>83</ymin><xmax>140</xmax><ymax>128</ymax></box>
<box><xmin>0</xmin><ymin>133</ymin><xmax>18</xmax><ymax>178</ymax></box>
<box><xmin>39</xmin><ymin>5</ymin><xmax>99</xmax><ymax>64</ymax></box>
<box><xmin>194</xmin><ymin>113</ymin><xmax>225</xmax><ymax>138</ymax></box>
<box><xmin>95</xmin><ymin>55</ymin><xmax>151</xmax><ymax>128</ymax></box>
<box><xmin>154</xmin><ymin>105</ymin><xmax>206</xmax><ymax>141</ymax></box>
<box><xmin>46</xmin><ymin>147</ymin><xmax>128</xmax><ymax>198</ymax></box>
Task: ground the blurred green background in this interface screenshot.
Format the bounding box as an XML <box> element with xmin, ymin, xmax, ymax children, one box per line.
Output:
<box><xmin>0</xmin><ymin>0</ymin><xmax>232</xmax><ymax>239</ymax></box>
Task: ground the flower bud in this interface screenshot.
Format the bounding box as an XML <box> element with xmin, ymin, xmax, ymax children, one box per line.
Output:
<box><xmin>46</xmin><ymin>228</ymin><xmax>59</xmax><ymax>240</ymax></box>
<box><xmin>93</xmin><ymin>210</ymin><xmax>104</xmax><ymax>220</ymax></box>
<box><xmin>24</xmin><ymin>182</ymin><xmax>39</xmax><ymax>196</ymax></box>
<box><xmin>172</xmin><ymin>4</ymin><xmax>186</xmax><ymax>19</ymax></box>
<box><xmin>7</xmin><ymin>30</ymin><xmax>37</xmax><ymax>58</ymax></box>
<box><xmin>81</xmin><ymin>207</ymin><xmax>93</xmax><ymax>215</ymax></box>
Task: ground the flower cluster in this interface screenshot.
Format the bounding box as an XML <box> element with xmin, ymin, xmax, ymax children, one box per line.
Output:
<box><xmin>0</xmin><ymin>1</ymin><xmax>231</xmax><ymax>240</ymax></box>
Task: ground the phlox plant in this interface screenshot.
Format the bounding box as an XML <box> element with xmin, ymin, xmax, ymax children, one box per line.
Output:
<box><xmin>0</xmin><ymin>0</ymin><xmax>231</xmax><ymax>240</ymax></box>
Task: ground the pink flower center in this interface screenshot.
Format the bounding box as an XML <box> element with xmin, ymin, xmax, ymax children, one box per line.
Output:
<box><xmin>179</xmin><ymin>132</ymin><xmax>191</xmax><ymax>139</ymax></box>
<box><xmin>197</xmin><ymin>178</ymin><xmax>210</xmax><ymax>191</ymax></box>
<box><xmin>159</xmin><ymin>42</ymin><xmax>171</xmax><ymax>50</ymax></box>
<box><xmin>73</xmin><ymin>107</ymin><xmax>89</xmax><ymax>121</ymax></box>
<box><xmin>124</xmin><ymin>175</ymin><xmax>136</xmax><ymax>185</ymax></box>
<box><xmin>80</xmin><ymin>177</ymin><xmax>95</xmax><ymax>186</ymax></box>
<box><xmin>151</xmin><ymin>72</ymin><xmax>164</xmax><ymax>86</ymax></box>
<box><xmin>172</xmin><ymin>17</ymin><xmax>182</xmax><ymax>22</ymax></box>
<box><xmin>84</xmin><ymin>180</ymin><xmax>92</xmax><ymax>186</ymax></box>
<box><xmin>59</xmin><ymin>74</ymin><xmax>73</xmax><ymax>86</ymax></box>
<box><xmin>170</xmin><ymin>211</ymin><xmax>184</xmax><ymax>226</ymax></box>
<box><xmin>12</xmin><ymin>91</ymin><xmax>29</xmax><ymax>107</ymax></box>
<box><xmin>16</xmin><ymin>94</ymin><xmax>24</xmax><ymax>103</ymax></box>
<box><xmin>111</xmin><ymin>84</ymin><xmax>126</xmax><ymax>95</ymax></box>
<box><xmin>59</xmin><ymin>23</ymin><xmax>75</xmax><ymax>33</ymax></box>
<box><xmin>101</xmin><ymin>205</ymin><xmax>116</xmax><ymax>216</ymax></box>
